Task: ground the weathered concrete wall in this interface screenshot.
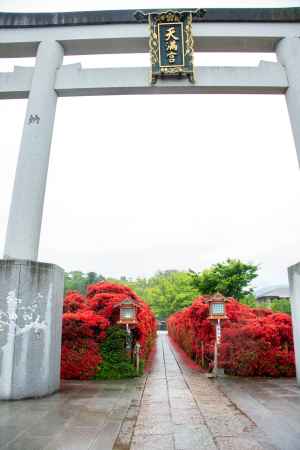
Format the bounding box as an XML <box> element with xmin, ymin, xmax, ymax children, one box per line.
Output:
<box><xmin>0</xmin><ymin>260</ymin><xmax>64</xmax><ymax>399</ymax></box>
<box><xmin>288</xmin><ymin>262</ymin><xmax>300</xmax><ymax>386</ymax></box>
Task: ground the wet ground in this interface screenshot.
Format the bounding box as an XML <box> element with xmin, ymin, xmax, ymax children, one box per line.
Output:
<box><xmin>129</xmin><ymin>333</ymin><xmax>274</xmax><ymax>450</ymax></box>
<box><xmin>0</xmin><ymin>377</ymin><xmax>141</xmax><ymax>450</ymax></box>
<box><xmin>219</xmin><ymin>376</ymin><xmax>300</xmax><ymax>450</ymax></box>
<box><xmin>0</xmin><ymin>333</ymin><xmax>299</xmax><ymax>449</ymax></box>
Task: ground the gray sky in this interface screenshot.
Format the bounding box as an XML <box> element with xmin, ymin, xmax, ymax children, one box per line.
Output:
<box><xmin>0</xmin><ymin>0</ymin><xmax>299</xmax><ymax>288</ymax></box>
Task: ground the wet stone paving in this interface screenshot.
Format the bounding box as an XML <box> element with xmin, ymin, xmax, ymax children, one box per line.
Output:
<box><xmin>0</xmin><ymin>332</ymin><xmax>300</xmax><ymax>449</ymax></box>
<box><xmin>0</xmin><ymin>378</ymin><xmax>141</xmax><ymax>450</ymax></box>
<box><xmin>129</xmin><ymin>333</ymin><xmax>273</xmax><ymax>450</ymax></box>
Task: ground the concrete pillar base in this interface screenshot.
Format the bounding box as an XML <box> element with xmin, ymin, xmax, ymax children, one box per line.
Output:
<box><xmin>0</xmin><ymin>260</ymin><xmax>64</xmax><ymax>399</ymax></box>
<box><xmin>288</xmin><ymin>262</ymin><xmax>300</xmax><ymax>386</ymax></box>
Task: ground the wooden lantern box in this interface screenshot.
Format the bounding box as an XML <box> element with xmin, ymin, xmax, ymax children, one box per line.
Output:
<box><xmin>117</xmin><ymin>298</ymin><xmax>139</xmax><ymax>325</ymax></box>
<box><xmin>206</xmin><ymin>293</ymin><xmax>228</xmax><ymax>321</ymax></box>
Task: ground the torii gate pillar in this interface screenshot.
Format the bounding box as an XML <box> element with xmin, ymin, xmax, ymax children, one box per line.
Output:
<box><xmin>277</xmin><ymin>37</ymin><xmax>300</xmax><ymax>167</ymax></box>
<box><xmin>288</xmin><ymin>264</ymin><xmax>300</xmax><ymax>385</ymax></box>
<box><xmin>4</xmin><ymin>40</ymin><xmax>64</xmax><ymax>261</ymax></box>
<box><xmin>277</xmin><ymin>37</ymin><xmax>300</xmax><ymax>384</ymax></box>
<box><xmin>0</xmin><ymin>41</ymin><xmax>65</xmax><ymax>400</ymax></box>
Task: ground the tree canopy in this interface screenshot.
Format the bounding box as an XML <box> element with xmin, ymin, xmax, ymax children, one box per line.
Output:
<box><xmin>190</xmin><ymin>259</ymin><xmax>258</xmax><ymax>300</ymax></box>
<box><xmin>108</xmin><ymin>271</ymin><xmax>197</xmax><ymax>320</ymax></box>
<box><xmin>137</xmin><ymin>271</ymin><xmax>197</xmax><ymax>319</ymax></box>
<box><xmin>64</xmin><ymin>259</ymin><xmax>261</xmax><ymax>319</ymax></box>
<box><xmin>64</xmin><ymin>271</ymin><xmax>105</xmax><ymax>294</ymax></box>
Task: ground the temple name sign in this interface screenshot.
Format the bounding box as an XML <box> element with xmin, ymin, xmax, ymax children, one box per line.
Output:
<box><xmin>135</xmin><ymin>9</ymin><xmax>206</xmax><ymax>84</ymax></box>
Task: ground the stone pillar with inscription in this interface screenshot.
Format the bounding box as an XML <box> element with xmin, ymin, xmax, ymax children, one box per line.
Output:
<box><xmin>4</xmin><ymin>40</ymin><xmax>64</xmax><ymax>261</ymax></box>
<box><xmin>0</xmin><ymin>260</ymin><xmax>64</xmax><ymax>399</ymax></box>
<box><xmin>0</xmin><ymin>41</ymin><xmax>65</xmax><ymax>399</ymax></box>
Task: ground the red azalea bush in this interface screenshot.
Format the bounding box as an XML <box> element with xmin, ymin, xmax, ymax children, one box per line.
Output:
<box><xmin>61</xmin><ymin>282</ymin><xmax>156</xmax><ymax>380</ymax></box>
<box><xmin>168</xmin><ymin>296</ymin><xmax>295</xmax><ymax>377</ymax></box>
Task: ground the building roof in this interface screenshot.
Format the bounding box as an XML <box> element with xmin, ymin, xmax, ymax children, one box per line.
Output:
<box><xmin>256</xmin><ymin>285</ymin><xmax>290</xmax><ymax>299</ymax></box>
<box><xmin>0</xmin><ymin>8</ymin><xmax>300</xmax><ymax>29</ymax></box>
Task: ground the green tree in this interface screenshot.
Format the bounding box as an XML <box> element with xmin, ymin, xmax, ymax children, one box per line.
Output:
<box><xmin>135</xmin><ymin>271</ymin><xmax>198</xmax><ymax>319</ymax></box>
<box><xmin>64</xmin><ymin>271</ymin><xmax>86</xmax><ymax>293</ymax></box>
<box><xmin>64</xmin><ymin>271</ymin><xmax>105</xmax><ymax>294</ymax></box>
<box><xmin>190</xmin><ymin>259</ymin><xmax>258</xmax><ymax>300</ymax></box>
<box><xmin>270</xmin><ymin>298</ymin><xmax>291</xmax><ymax>314</ymax></box>
<box><xmin>240</xmin><ymin>293</ymin><xmax>257</xmax><ymax>308</ymax></box>
<box><xmin>109</xmin><ymin>271</ymin><xmax>197</xmax><ymax>319</ymax></box>
<box><xmin>240</xmin><ymin>296</ymin><xmax>291</xmax><ymax>314</ymax></box>
<box><xmin>87</xmin><ymin>271</ymin><xmax>105</xmax><ymax>286</ymax></box>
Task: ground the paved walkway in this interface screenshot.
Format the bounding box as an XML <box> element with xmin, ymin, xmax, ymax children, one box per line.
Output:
<box><xmin>130</xmin><ymin>333</ymin><xmax>272</xmax><ymax>450</ymax></box>
<box><xmin>1</xmin><ymin>333</ymin><xmax>299</xmax><ymax>449</ymax></box>
<box><xmin>220</xmin><ymin>377</ymin><xmax>300</xmax><ymax>450</ymax></box>
<box><xmin>0</xmin><ymin>379</ymin><xmax>141</xmax><ymax>450</ymax></box>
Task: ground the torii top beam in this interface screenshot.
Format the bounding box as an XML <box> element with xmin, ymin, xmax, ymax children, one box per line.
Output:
<box><xmin>0</xmin><ymin>8</ymin><xmax>300</xmax><ymax>57</ymax></box>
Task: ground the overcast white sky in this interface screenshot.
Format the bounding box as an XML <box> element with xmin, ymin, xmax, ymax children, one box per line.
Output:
<box><xmin>0</xmin><ymin>0</ymin><xmax>299</xmax><ymax>288</ymax></box>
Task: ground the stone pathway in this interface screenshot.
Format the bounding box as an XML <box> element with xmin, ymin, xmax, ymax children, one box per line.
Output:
<box><xmin>219</xmin><ymin>377</ymin><xmax>300</xmax><ymax>450</ymax></box>
<box><xmin>130</xmin><ymin>333</ymin><xmax>274</xmax><ymax>450</ymax></box>
<box><xmin>0</xmin><ymin>332</ymin><xmax>299</xmax><ymax>449</ymax></box>
<box><xmin>0</xmin><ymin>379</ymin><xmax>140</xmax><ymax>450</ymax></box>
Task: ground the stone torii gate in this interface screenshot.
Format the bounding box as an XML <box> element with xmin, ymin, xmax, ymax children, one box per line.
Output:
<box><xmin>1</xmin><ymin>7</ymin><xmax>300</xmax><ymax>399</ymax></box>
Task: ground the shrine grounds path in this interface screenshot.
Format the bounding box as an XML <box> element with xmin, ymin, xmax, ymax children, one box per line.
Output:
<box><xmin>0</xmin><ymin>333</ymin><xmax>300</xmax><ymax>450</ymax></box>
<box><xmin>128</xmin><ymin>333</ymin><xmax>275</xmax><ymax>450</ymax></box>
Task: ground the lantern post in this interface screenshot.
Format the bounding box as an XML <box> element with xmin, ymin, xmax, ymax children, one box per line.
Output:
<box><xmin>134</xmin><ymin>342</ymin><xmax>141</xmax><ymax>375</ymax></box>
<box><xmin>206</xmin><ymin>293</ymin><xmax>228</xmax><ymax>377</ymax></box>
<box><xmin>116</xmin><ymin>298</ymin><xmax>139</xmax><ymax>360</ymax></box>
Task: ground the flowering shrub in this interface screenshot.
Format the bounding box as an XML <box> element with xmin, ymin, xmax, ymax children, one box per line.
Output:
<box><xmin>168</xmin><ymin>296</ymin><xmax>295</xmax><ymax>377</ymax></box>
<box><xmin>61</xmin><ymin>282</ymin><xmax>156</xmax><ymax>380</ymax></box>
